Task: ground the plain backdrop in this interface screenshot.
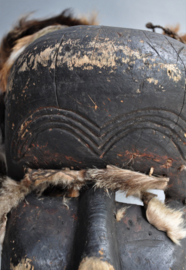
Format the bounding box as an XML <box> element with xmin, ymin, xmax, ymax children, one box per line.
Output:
<box><xmin>0</xmin><ymin>0</ymin><xmax>186</xmax><ymax>39</ymax></box>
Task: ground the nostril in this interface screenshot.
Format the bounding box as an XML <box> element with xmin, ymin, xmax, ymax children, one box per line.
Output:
<box><xmin>128</xmin><ymin>220</ymin><xmax>133</xmax><ymax>227</ymax></box>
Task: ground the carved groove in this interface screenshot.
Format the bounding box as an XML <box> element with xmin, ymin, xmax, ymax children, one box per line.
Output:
<box><xmin>12</xmin><ymin>107</ymin><xmax>186</xmax><ymax>161</ymax></box>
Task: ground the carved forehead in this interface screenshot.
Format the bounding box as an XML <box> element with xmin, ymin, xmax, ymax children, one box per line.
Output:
<box><xmin>4</xmin><ymin>26</ymin><xmax>186</xmax><ymax>200</ymax></box>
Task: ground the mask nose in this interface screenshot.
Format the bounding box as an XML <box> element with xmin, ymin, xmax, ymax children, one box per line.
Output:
<box><xmin>67</xmin><ymin>186</ymin><xmax>121</xmax><ymax>270</ymax></box>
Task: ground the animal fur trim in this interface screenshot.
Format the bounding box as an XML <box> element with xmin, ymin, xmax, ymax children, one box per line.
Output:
<box><xmin>0</xmin><ymin>25</ymin><xmax>66</xmax><ymax>92</ymax></box>
<box><xmin>85</xmin><ymin>165</ymin><xmax>169</xmax><ymax>196</ymax></box>
<box><xmin>0</xmin><ymin>9</ymin><xmax>98</xmax><ymax>92</ymax></box>
<box><xmin>0</xmin><ymin>176</ymin><xmax>32</xmax><ymax>226</ymax></box>
<box><xmin>26</xmin><ymin>168</ymin><xmax>86</xmax><ymax>195</ymax></box>
<box><xmin>0</xmin><ymin>168</ymin><xmax>85</xmax><ymax>222</ymax></box>
<box><xmin>146</xmin><ymin>23</ymin><xmax>186</xmax><ymax>44</ymax></box>
<box><xmin>141</xmin><ymin>191</ymin><xmax>157</xmax><ymax>206</ymax></box>
<box><xmin>0</xmin><ymin>166</ymin><xmax>176</xmax><ymax>246</ymax></box>
<box><xmin>68</xmin><ymin>187</ymin><xmax>80</xmax><ymax>198</ymax></box>
<box><xmin>0</xmin><ymin>168</ymin><xmax>86</xmax><ymax>242</ymax></box>
<box><xmin>141</xmin><ymin>193</ymin><xmax>186</xmax><ymax>245</ymax></box>
<box><xmin>78</xmin><ymin>257</ymin><xmax>115</xmax><ymax>270</ymax></box>
<box><xmin>0</xmin><ymin>166</ymin><xmax>168</xmax><ymax>223</ymax></box>
<box><xmin>0</xmin><ymin>214</ymin><xmax>7</xmax><ymax>246</ymax></box>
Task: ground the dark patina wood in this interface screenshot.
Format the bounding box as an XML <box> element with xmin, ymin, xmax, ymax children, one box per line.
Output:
<box><xmin>2</xmin><ymin>26</ymin><xmax>186</xmax><ymax>269</ymax></box>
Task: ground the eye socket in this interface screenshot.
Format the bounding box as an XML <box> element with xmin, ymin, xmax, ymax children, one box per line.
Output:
<box><xmin>115</xmin><ymin>189</ymin><xmax>165</xmax><ymax>206</ymax></box>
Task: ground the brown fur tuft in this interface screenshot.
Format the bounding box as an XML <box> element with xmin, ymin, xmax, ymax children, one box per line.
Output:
<box><xmin>0</xmin><ymin>9</ymin><xmax>98</xmax><ymax>92</ymax></box>
<box><xmin>166</xmin><ymin>24</ymin><xmax>186</xmax><ymax>43</ymax></box>
<box><xmin>0</xmin><ymin>176</ymin><xmax>32</xmax><ymax>226</ymax></box>
<box><xmin>78</xmin><ymin>257</ymin><xmax>115</xmax><ymax>270</ymax></box>
<box><xmin>143</xmin><ymin>196</ymin><xmax>186</xmax><ymax>245</ymax></box>
<box><xmin>0</xmin><ymin>175</ymin><xmax>33</xmax><ymax>244</ymax></box>
<box><xmin>26</xmin><ymin>168</ymin><xmax>86</xmax><ymax>195</ymax></box>
<box><xmin>0</xmin><ymin>168</ymin><xmax>86</xmax><ymax>244</ymax></box>
<box><xmin>68</xmin><ymin>187</ymin><xmax>80</xmax><ymax>197</ymax></box>
<box><xmin>0</xmin><ymin>24</ymin><xmax>65</xmax><ymax>92</ymax></box>
<box><xmin>86</xmin><ymin>165</ymin><xmax>169</xmax><ymax>196</ymax></box>
<box><xmin>141</xmin><ymin>191</ymin><xmax>157</xmax><ymax>208</ymax></box>
<box><xmin>0</xmin><ymin>166</ymin><xmax>173</xmax><ymax>245</ymax></box>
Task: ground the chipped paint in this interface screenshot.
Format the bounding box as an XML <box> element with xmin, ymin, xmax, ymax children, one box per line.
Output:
<box><xmin>121</xmin><ymin>45</ymin><xmax>142</xmax><ymax>59</ymax></box>
<box><xmin>78</xmin><ymin>257</ymin><xmax>115</xmax><ymax>270</ymax></box>
<box><xmin>160</xmin><ymin>64</ymin><xmax>182</xmax><ymax>82</ymax></box>
<box><xmin>8</xmin><ymin>33</ymin><xmax>183</xmax><ymax>94</ymax></box>
<box><xmin>121</xmin><ymin>57</ymin><xmax>130</xmax><ymax>64</ymax></box>
<box><xmin>57</xmin><ymin>39</ymin><xmax>146</xmax><ymax>71</ymax></box>
<box><xmin>59</xmin><ymin>52</ymin><xmax>117</xmax><ymax>70</ymax></box>
<box><xmin>83</xmin><ymin>66</ymin><xmax>93</xmax><ymax>70</ymax></box>
<box><xmin>19</xmin><ymin>44</ymin><xmax>59</xmax><ymax>73</ymax></box>
<box><xmin>98</xmin><ymin>248</ymin><xmax>104</xmax><ymax>256</ymax></box>
<box><xmin>147</xmin><ymin>78</ymin><xmax>158</xmax><ymax>85</ymax></box>
<box><xmin>57</xmin><ymin>39</ymin><xmax>182</xmax><ymax>84</ymax></box>
<box><xmin>10</xmin><ymin>258</ymin><xmax>34</xmax><ymax>270</ymax></box>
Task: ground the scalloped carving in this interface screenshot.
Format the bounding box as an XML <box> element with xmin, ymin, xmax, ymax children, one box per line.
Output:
<box><xmin>12</xmin><ymin>107</ymin><xmax>186</xmax><ymax>161</ymax></box>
